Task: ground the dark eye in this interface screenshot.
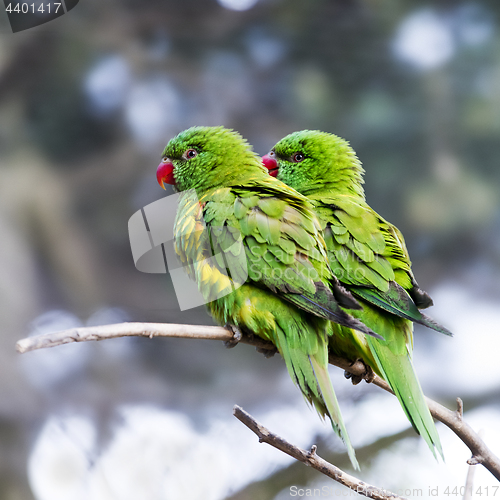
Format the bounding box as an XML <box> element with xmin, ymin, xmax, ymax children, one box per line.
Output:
<box><xmin>184</xmin><ymin>148</ymin><xmax>198</xmax><ymax>159</ymax></box>
<box><xmin>161</xmin><ymin>156</ymin><xmax>169</xmax><ymax>163</ymax></box>
<box><xmin>292</xmin><ymin>152</ymin><xmax>305</xmax><ymax>163</ymax></box>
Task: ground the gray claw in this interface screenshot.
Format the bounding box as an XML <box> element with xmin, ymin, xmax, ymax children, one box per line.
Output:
<box><xmin>223</xmin><ymin>324</ymin><xmax>243</xmax><ymax>349</ymax></box>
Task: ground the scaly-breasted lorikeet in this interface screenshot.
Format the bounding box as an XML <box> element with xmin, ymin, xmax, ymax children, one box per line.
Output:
<box><xmin>156</xmin><ymin>126</ymin><xmax>382</xmax><ymax>468</ymax></box>
<box><xmin>263</xmin><ymin>130</ymin><xmax>451</xmax><ymax>459</ymax></box>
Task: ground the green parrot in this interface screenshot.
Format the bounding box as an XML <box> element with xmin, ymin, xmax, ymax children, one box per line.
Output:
<box><xmin>156</xmin><ymin>126</ymin><xmax>382</xmax><ymax>469</ymax></box>
<box><xmin>263</xmin><ymin>130</ymin><xmax>452</xmax><ymax>459</ymax></box>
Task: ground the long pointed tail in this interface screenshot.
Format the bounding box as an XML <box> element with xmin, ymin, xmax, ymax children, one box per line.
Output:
<box><xmin>309</xmin><ymin>354</ymin><xmax>359</xmax><ymax>469</ymax></box>
<box><xmin>274</xmin><ymin>325</ymin><xmax>359</xmax><ymax>470</ymax></box>
<box><xmin>367</xmin><ymin>336</ymin><xmax>443</xmax><ymax>460</ymax></box>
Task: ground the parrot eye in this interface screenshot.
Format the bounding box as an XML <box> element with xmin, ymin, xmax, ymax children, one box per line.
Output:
<box><xmin>183</xmin><ymin>148</ymin><xmax>198</xmax><ymax>160</ymax></box>
<box><xmin>292</xmin><ymin>152</ymin><xmax>305</xmax><ymax>163</ymax></box>
<box><xmin>161</xmin><ymin>156</ymin><xmax>169</xmax><ymax>163</ymax></box>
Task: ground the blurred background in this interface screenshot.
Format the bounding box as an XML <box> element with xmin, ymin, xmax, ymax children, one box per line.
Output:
<box><xmin>0</xmin><ymin>0</ymin><xmax>500</xmax><ymax>498</ymax></box>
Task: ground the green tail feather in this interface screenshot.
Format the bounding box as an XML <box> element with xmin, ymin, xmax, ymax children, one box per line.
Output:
<box><xmin>309</xmin><ymin>355</ymin><xmax>359</xmax><ymax>469</ymax></box>
<box><xmin>273</xmin><ymin>324</ymin><xmax>359</xmax><ymax>470</ymax></box>
<box><xmin>366</xmin><ymin>336</ymin><xmax>444</xmax><ymax>460</ymax></box>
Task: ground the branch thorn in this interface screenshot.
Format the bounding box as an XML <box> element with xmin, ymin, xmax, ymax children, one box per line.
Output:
<box><xmin>456</xmin><ymin>397</ymin><xmax>464</xmax><ymax>420</ymax></box>
<box><xmin>468</xmin><ymin>456</ymin><xmax>483</xmax><ymax>466</ymax></box>
<box><xmin>308</xmin><ymin>444</ymin><xmax>318</xmax><ymax>457</ymax></box>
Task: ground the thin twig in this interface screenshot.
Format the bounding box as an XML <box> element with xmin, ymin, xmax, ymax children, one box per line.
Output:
<box><xmin>15</xmin><ymin>323</ymin><xmax>500</xmax><ymax>481</ymax></box>
<box><xmin>233</xmin><ymin>405</ymin><xmax>407</xmax><ymax>500</ymax></box>
<box><xmin>463</xmin><ymin>456</ymin><xmax>477</xmax><ymax>500</ymax></box>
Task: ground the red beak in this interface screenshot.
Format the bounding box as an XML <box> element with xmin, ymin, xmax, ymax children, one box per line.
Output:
<box><xmin>157</xmin><ymin>160</ymin><xmax>175</xmax><ymax>189</ymax></box>
<box><xmin>262</xmin><ymin>154</ymin><xmax>279</xmax><ymax>177</ymax></box>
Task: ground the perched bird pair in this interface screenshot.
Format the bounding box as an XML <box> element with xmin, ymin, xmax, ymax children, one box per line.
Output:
<box><xmin>156</xmin><ymin>126</ymin><xmax>451</xmax><ymax>469</ymax></box>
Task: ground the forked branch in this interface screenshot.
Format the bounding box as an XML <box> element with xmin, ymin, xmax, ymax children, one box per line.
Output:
<box><xmin>233</xmin><ymin>405</ymin><xmax>407</xmax><ymax>500</ymax></box>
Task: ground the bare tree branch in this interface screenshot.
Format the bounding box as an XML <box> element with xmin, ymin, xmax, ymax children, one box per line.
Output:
<box><xmin>15</xmin><ymin>322</ymin><xmax>500</xmax><ymax>481</ymax></box>
<box><xmin>233</xmin><ymin>405</ymin><xmax>407</xmax><ymax>500</ymax></box>
<box><xmin>16</xmin><ymin>322</ymin><xmax>226</xmax><ymax>353</ymax></box>
<box><xmin>15</xmin><ymin>322</ymin><xmax>275</xmax><ymax>354</ymax></box>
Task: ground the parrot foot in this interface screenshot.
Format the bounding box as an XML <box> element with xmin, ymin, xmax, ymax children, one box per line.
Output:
<box><xmin>344</xmin><ymin>359</ymin><xmax>375</xmax><ymax>385</ymax></box>
<box><xmin>223</xmin><ymin>324</ymin><xmax>243</xmax><ymax>349</ymax></box>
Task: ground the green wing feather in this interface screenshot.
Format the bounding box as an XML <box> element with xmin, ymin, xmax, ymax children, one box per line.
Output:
<box><xmin>353</xmin><ymin>283</ymin><xmax>452</xmax><ymax>336</ymax></box>
<box><xmin>318</xmin><ymin>195</ymin><xmax>451</xmax><ymax>336</ymax></box>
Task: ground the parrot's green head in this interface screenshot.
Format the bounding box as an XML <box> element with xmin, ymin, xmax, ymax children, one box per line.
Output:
<box><xmin>263</xmin><ymin>130</ymin><xmax>365</xmax><ymax>198</ymax></box>
<box><xmin>157</xmin><ymin>126</ymin><xmax>265</xmax><ymax>193</ymax></box>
